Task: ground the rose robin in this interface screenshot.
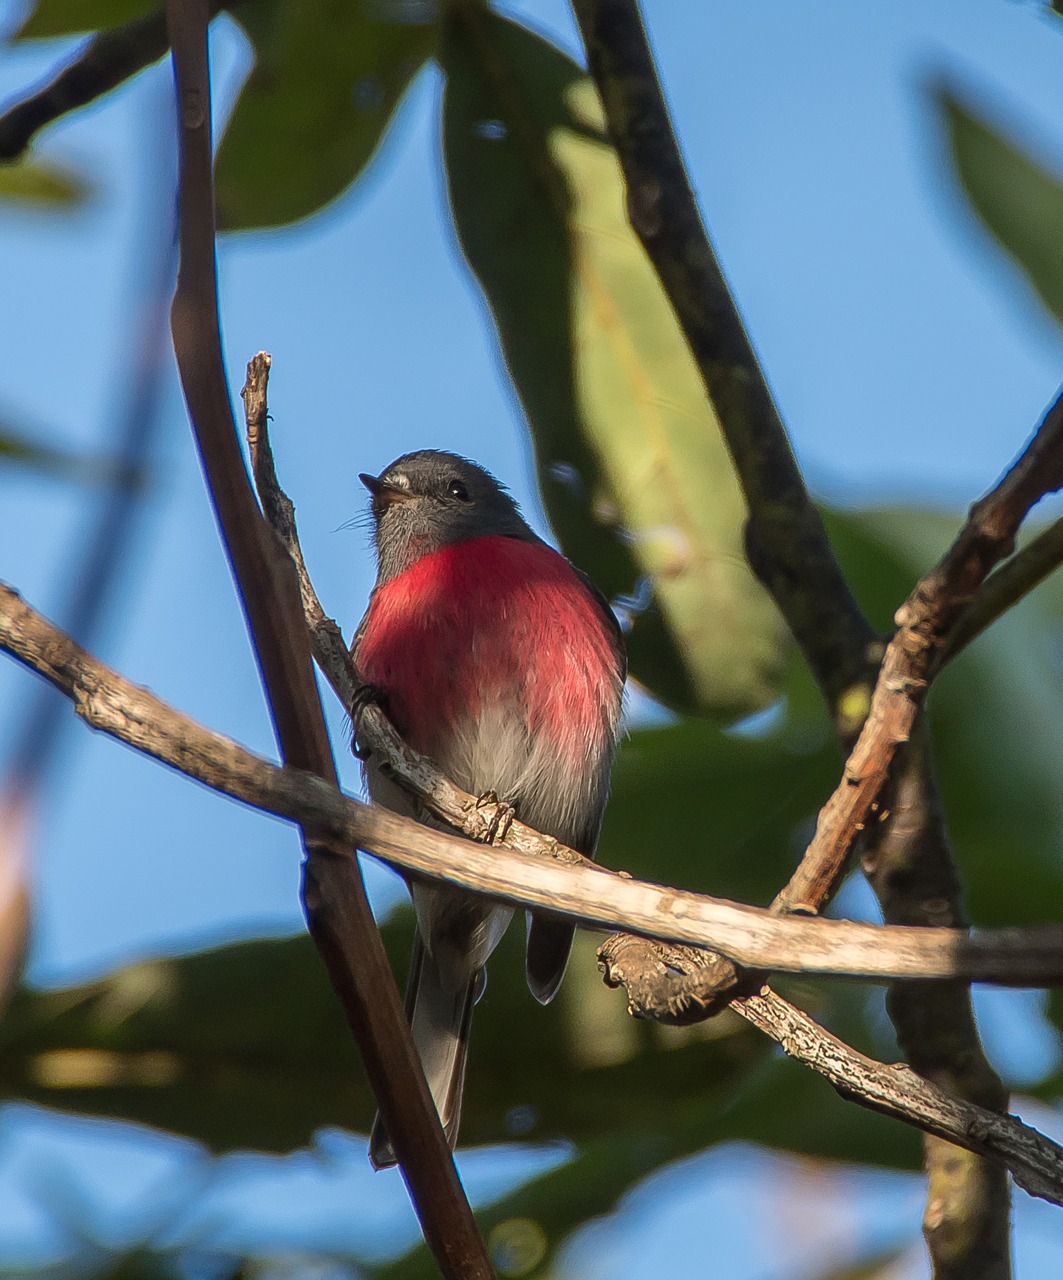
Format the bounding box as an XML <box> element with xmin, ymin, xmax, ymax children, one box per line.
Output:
<box><xmin>352</xmin><ymin>450</ymin><xmax>625</xmax><ymax>1167</ymax></box>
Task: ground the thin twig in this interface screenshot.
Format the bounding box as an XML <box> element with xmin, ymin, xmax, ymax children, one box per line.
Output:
<box><xmin>948</xmin><ymin>513</ymin><xmax>1063</xmax><ymax>659</ymax></box>
<box><xmin>731</xmin><ymin>987</ymin><xmax>1063</xmax><ymax>1209</ymax></box>
<box><xmin>163</xmin><ymin>6</ymin><xmax>491</xmax><ymax>1275</ymax></box>
<box><xmin>780</xmin><ymin>386</ymin><xmax>1063</xmax><ymax>913</ymax></box>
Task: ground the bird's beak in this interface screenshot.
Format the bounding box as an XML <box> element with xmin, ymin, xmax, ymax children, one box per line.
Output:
<box><xmin>359</xmin><ymin>473</ymin><xmax>414</xmax><ymax>515</ymax></box>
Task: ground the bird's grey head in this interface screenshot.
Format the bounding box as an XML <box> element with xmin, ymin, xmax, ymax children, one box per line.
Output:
<box><xmin>360</xmin><ymin>450</ymin><xmax>537</xmax><ymax>583</ymax></box>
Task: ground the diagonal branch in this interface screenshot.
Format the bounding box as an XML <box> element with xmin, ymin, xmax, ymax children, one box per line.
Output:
<box><xmin>5</xmin><ymin>583</ymin><xmax>1063</xmax><ymax>1206</ymax></box>
<box><xmin>597</xmin><ymin>382</ymin><xmax>1063</xmax><ymax>1022</ymax></box>
<box><xmin>1</xmin><ymin>9</ymin><xmax>179</xmax><ymax>160</ymax></box>
<box><xmin>731</xmin><ymin>987</ymin><xmax>1063</xmax><ymax>1209</ymax></box>
<box><xmin>571</xmin><ymin>0</ymin><xmax>877</xmax><ymax>730</ymax></box>
<box><xmin>10</xmin><ymin>578</ymin><xmax>1063</xmax><ymax>987</ymax></box>
<box><xmin>162</xmin><ymin>6</ymin><xmax>491</xmax><ymax>1276</ymax></box>
<box><xmin>947</xmin><ymin>511</ymin><xmax>1063</xmax><ymax>660</ymax></box>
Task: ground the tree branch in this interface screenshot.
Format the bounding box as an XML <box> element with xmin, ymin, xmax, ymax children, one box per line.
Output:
<box><xmin>9</xmin><ymin>579</ymin><xmax>1063</xmax><ymax>987</ymax></box>
<box><xmin>731</xmin><ymin>987</ymin><xmax>1063</xmax><ymax>1210</ymax></box>
<box><xmin>863</xmin><ymin>734</ymin><xmax>1010</xmax><ymax>1276</ymax></box>
<box><xmin>570</xmin><ymin>0</ymin><xmax>877</xmax><ymax>730</ymax></box>
<box><xmin>948</xmin><ymin>512</ymin><xmax>1063</xmax><ymax>660</ymax></box>
<box><xmin>2</xmin><ymin>9</ymin><xmax>170</xmax><ymax>160</ymax></box>
<box><xmin>5</xmin><ymin>587</ymin><xmax>1063</xmax><ymax>1210</ymax></box>
<box><xmin>162</xmin><ymin>7</ymin><xmax>491</xmax><ymax>1276</ymax></box>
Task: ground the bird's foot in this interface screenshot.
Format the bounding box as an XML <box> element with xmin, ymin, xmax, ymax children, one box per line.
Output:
<box><xmin>470</xmin><ymin>790</ymin><xmax>515</xmax><ymax>844</ymax></box>
<box><xmin>350</xmin><ymin>680</ymin><xmax>385</xmax><ymax>759</ymax></box>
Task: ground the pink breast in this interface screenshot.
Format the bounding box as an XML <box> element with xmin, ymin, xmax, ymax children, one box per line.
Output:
<box><xmin>357</xmin><ymin>536</ymin><xmax>620</xmax><ymax>766</ymax></box>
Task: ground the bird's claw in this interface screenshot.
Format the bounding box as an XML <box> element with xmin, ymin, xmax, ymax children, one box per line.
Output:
<box><xmin>471</xmin><ymin>790</ymin><xmax>515</xmax><ymax>844</ymax></box>
<box><xmin>350</xmin><ymin>680</ymin><xmax>385</xmax><ymax>759</ymax></box>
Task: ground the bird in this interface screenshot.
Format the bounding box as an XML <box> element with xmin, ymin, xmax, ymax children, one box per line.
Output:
<box><xmin>351</xmin><ymin>449</ymin><xmax>626</xmax><ymax>1168</ymax></box>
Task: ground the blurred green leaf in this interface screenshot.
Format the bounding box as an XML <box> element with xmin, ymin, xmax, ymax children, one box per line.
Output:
<box><xmin>0</xmin><ymin>932</ymin><xmax>369</xmax><ymax>1152</ymax></box>
<box><xmin>441</xmin><ymin>11</ymin><xmax>789</xmax><ymax>719</ymax></box>
<box><xmin>380</xmin><ymin>972</ymin><xmax>918</xmax><ymax>1280</ymax></box>
<box><xmin>0</xmin><ymin>419</ymin><xmax>127</xmax><ymax>484</ymax></box>
<box><xmin>215</xmin><ymin>1</ymin><xmax>435</xmax><ymax>231</ymax></box>
<box><xmin>941</xmin><ymin>87</ymin><xmax>1063</xmax><ymax>329</ymax></box>
<box><xmin>0</xmin><ymin>156</ymin><xmax>89</xmax><ymax>206</ymax></box>
<box><xmin>601</xmin><ymin>716</ymin><xmax>837</xmax><ymax>903</ymax></box>
<box><xmin>0</xmin><ymin>920</ymin><xmax>767</xmax><ymax>1155</ymax></box>
<box><xmin>14</xmin><ymin>0</ymin><xmax>154</xmax><ymax>39</ymax></box>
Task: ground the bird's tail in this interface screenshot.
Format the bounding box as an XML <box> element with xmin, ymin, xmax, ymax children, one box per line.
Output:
<box><xmin>368</xmin><ymin>935</ymin><xmax>476</xmax><ymax>1169</ymax></box>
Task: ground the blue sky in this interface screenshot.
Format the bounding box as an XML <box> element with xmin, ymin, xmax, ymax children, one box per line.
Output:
<box><xmin>3</xmin><ymin>0</ymin><xmax>1063</xmax><ymax>1274</ymax></box>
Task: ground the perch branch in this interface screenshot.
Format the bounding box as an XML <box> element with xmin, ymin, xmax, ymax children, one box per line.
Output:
<box><xmin>9</xmin><ymin>580</ymin><xmax>1063</xmax><ymax>986</ymax></box>
<box><xmin>163</xmin><ymin>6</ymin><xmax>491</xmax><ymax>1276</ymax></box>
<box><xmin>5</xmin><ymin>586</ymin><xmax>1063</xmax><ymax>1207</ymax></box>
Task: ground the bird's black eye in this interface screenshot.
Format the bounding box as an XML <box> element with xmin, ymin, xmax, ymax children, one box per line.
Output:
<box><xmin>448</xmin><ymin>479</ymin><xmax>471</xmax><ymax>502</ymax></box>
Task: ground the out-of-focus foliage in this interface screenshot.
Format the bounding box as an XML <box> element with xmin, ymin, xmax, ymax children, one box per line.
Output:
<box><xmin>442</xmin><ymin>10</ymin><xmax>790</xmax><ymax>719</ymax></box>
<box><xmin>0</xmin><ymin>419</ymin><xmax>129</xmax><ymax>484</ymax></box>
<box><xmin>14</xmin><ymin>0</ymin><xmax>433</xmax><ymax>232</ymax></box>
<box><xmin>942</xmin><ymin>87</ymin><xmax>1063</xmax><ymax>331</ymax></box>
<box><xmin>0</xmin><ymin>155</ymin><xmax>88</xmax><ymax>205</ymax></box>
<box><xmin>14</xmin><ymin>0</ymin><xmax>154</xmax><ymax>39</ymax></box>
<box><xmin>216</xmin><ymin>2</ymin><xmax>436</xmax><ymax>230</ymax></box>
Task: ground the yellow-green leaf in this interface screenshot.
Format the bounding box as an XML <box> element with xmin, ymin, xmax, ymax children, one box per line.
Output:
<box><xmin>942</xmin><ymin>86</ymin><xmax>1063</xmax><ymax>330</ymax></box>
<box><xmin>14</xmin><ymin>0</ymin><xmax>154</xmax><ymax>40</ymax></box>
<box><xmin>441</xmin><ymin>12</ymin><xmax>789</xmax><ymax>719</ymax></box>
<box><xmin>0</xmin><ymin>155</ymin><xmax>89</xmax><ymax>206</ymax></box>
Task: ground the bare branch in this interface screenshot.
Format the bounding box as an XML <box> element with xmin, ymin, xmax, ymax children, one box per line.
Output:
<box><xmin>732</xmin><ymin>988</ymin><xmax>1062</xmax><ymax>1210</ymax></box>
<box><xmin>163</xmin><ymin>7</ymin><xmax>491</xmax><ymax>1274</ymax></box>
<box><xmin>863</xmin><ymin>733</ymin><xmax>1010</xmax><ymax>1275</ymax></box>
<box><xmin>7</xmin><ymin>583</ymin><xmax>1063</xmax><ymax>1206</ymax></box>
<box><xmin>9</xmin><ymin>579</ymin><xmax>1063</xmax><ymax>987</ymax></box>
<box><xmin>1</xmin><ymin>11</ymin><xmax>167</xmax><ymax>160</ymax></box>
<box><xmin>948</xmin><ymin>512</ymin><xmax>1063</xmax><ymax>660</ymax></box>
<box><xmin>781</xmin><ymin>394</ymin><xmax>1063</xmax><ymax>913</ymax></box>
<box><xmin>570</xmin><ymin>0</ymin><xmax>877</xmax><ymax>729</ymax></box>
